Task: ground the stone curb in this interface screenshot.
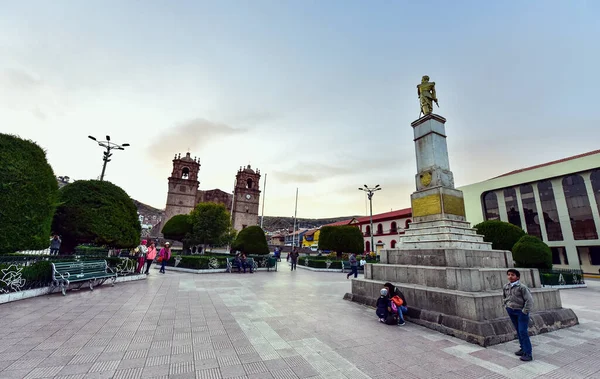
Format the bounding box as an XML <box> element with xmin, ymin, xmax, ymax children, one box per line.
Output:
<box><xmin>0</xmin><ymin>274</ymin><xmax>147</xmax><ymax>304</ymax></box>
<box><xmin>153</xmin><ymin>266</ymin><xmax>277</xmax><ymax>274</ymax></box>
<box><xmin>296</xmin><ymin>265</ymin><xmax>344</xmax><ymax>273</ymax></box>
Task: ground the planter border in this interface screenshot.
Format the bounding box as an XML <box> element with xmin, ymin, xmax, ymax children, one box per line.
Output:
<box><xmin>0</xmin><ymin>274</ymin><xmax>147</xmax><ymax>305</ymax></box>
<box><xmin>296</xmin><ymin>265</ymin><xmax>343</xmax><ymax>273</ymax></box>
<box><xmin>541</xmin><ymin>284</ymin><xmax>587</xmax><ymax>289</ymax></box>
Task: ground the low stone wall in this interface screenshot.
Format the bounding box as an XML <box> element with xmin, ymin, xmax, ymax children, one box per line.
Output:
<box><xmin>381</xmin><ymin>248</ymin><xmax>513</xmax><ymax>269</ymax></box>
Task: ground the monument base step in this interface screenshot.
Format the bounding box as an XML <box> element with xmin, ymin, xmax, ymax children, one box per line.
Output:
<box><xmin>344</xmin><ymin>292</ymin><xmax>578</xmax><ymax>347</ymax></box>
<box><xmin>380</xmin><ymin>247</ymin><xmax>514</xmax><ymax>268</ymax></box>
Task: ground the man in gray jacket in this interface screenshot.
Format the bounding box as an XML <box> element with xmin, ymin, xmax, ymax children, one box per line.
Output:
<box><xmin>503</xmin><ymin>269</ymin><xmax>534</xmax><ymax>362</ymax></box>
<box><xmin>346</xmin><ymin>253</ymin><xmax>358</xmax><ymax>279</ymax></box>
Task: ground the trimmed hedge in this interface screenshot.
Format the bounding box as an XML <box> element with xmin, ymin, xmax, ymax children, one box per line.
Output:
<box><xmin>52</xmin><ymin>180</ymin><xmax>141</xmax><ymax>253</ymax></box>
<box><xmin>0</xmin><ymin>134</ymin><xmax>58</xmax><ymax>253</ymax></box>
<box><xmin>474</xmin><ymin>220</ymin><xmax>525</xmax><ymax>251</ymax></box>
<box><xmin>512</xmin><ymin>235</ymin><xmax>552</xmax><ymax>269</ymax></box>
<box><xmin>232</xmin><ymin>226</ymin><xmax>269</xmax><ymax>255</ymax></box>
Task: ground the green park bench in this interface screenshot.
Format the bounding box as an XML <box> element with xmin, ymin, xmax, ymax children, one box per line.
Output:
<box><xmin>341</xmin><ymin>261</ymin><xmax>364</xmax><ymax>273</ymax></box>
<box><xmin>50</xmin><ymin>260</ymin><xmax>117</xmax><ymax>296</ymax></box>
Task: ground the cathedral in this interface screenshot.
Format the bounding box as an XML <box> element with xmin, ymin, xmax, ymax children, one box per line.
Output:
<box><xmin>163</xmin><ymin>152</ymin><xmax>261</xmax><ymax>232</ymax></box>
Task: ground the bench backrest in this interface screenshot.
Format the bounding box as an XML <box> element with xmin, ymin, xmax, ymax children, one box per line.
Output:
<box><xmin>52</xmin><ymin>260</ymin><xmax>108</xmax><ymax>278</ymax></box>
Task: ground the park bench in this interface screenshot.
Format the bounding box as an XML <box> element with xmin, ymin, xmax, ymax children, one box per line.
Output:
<box><xmin>341</xmin><ymin>261</ymin><xmax>365</xmax><ymax>273</ymax></box>
<box><xmin>226</xmin><ymin>257</ymin><xmax>256</xmax><ymax>273</ymax></box>
<box><xmin>50</xmin><ymin>260</ymin><xmax>117</xmax><ymax>296</ymax></box>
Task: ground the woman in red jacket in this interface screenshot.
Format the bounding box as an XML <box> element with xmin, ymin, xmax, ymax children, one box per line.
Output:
<box><xmin>145</xmin><ymin>241</ymin><xmax>157</xmax><ymax>274</ymax></box>
<box><xmin>159</xmin><ymin>242</ymin><xmax>172</xmax><ymax>274</ymax></box>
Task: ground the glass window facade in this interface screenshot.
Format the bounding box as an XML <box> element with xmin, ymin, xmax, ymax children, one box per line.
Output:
<box><xmin>520</xmin><ymin>184</ymin><xmax>542</xmax><ymax>238</ymax></box>
<box><xmin>504</xmin><ymin>188</ymin><xmax>522</xmax><ymax>228</ymax></box>
<box><xmin>551</xmin><ymin>247</ymin><xmax>562</xmax><ymax>265</ymax></box>
<box><xmin>590</xmin><ymin>246</ymin><xmax>600</xmax><ymax>266</ymax></box>
<box><xmin>538</xmin><ymin>181</ymin><xmax>564</xmax><ymax>241</ymax></box>
<box><xmin>591</xmin><ymin>170</ymin><xmax>600</xmax><ymax>215</ymax></box>
<box><xmin>483</xmin><ymin>192</ymin><xmax>500</xmax><ymax>220</ymax></box>
<box><xmin>562</xmin><ymin>175</ymin><xmax>598</xmax><ymax>240</ymax></box>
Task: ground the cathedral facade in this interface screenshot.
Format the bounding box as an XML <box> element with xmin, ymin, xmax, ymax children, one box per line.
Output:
<box><xmin>163</xmin><ymin>152</ymin><xmax>261</xmax><ymax>232</ymax></box>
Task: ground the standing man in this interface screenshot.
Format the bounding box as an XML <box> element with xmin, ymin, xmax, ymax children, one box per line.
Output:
<box><xmin>417</xmin><ymin>75</ymin><xmax>438</xmax><ymax>116</ymax></box>
<box><xmin>347</xmin><ymin>253</ymin><xmax>358</xmax><ymax>279</ymax></box>
<box><xmin>49</xmin><ymin>235</ymin><xmax>61</xmax><ymax>255</ymax></box>
<box><xmin>503</xmin><ymin>269</ymin><xmax>534</xmax><ymax>362</ymax></box>
<box><xmin>289</xmin><ymin>248</ymin><xmax>299</xmax><ymax>271</ymax></box>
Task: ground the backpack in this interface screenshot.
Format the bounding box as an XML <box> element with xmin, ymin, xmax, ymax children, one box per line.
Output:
<box><xmin>385</xmin><ymin>314</ymin><xmax>396</xmax><ymax>325</ymax></box>
<box><xmin>391</xmin><ymin>295</ymin><xmax>403</xmax><ymax>307</ymax></box>
<box><xmin>391</xmin><ymin>301</ymin><xmax>398</xmax><ymax>313</ymax></box>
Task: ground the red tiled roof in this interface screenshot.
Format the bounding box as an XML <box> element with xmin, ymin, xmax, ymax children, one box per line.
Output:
<box><xmin>323</xmin><ymin>218</ymin><xmax>357</xmax><ymax>226</ymax></box>
<box><xmin>356</xmin><ymin>207</ymin><xmax>412</xmax><ymax>223</ymax></box>
<box><xmin>494</xmin><ymin>149</ymin><xmax>600</xmax><ymax>179</ymax></box>
<box><xmin>303</xmin><ymin>229</ymin><xmax>317</xmax><ymax>237</ymax></box>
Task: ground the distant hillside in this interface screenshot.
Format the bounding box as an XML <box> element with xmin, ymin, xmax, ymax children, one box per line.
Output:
<box><xmin>260</xmin><ymin>215</ymin><xmax>358</xmax><ymax>232</ymax></box>
<box><xmin>132</xmin><ymin>199</ymin><xmax>354</xmax><ymax>232</ymax></box>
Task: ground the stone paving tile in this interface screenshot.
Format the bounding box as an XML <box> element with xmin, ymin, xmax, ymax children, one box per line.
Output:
<box><xmin>2</xmin><ymin>272</ymin><xmax>600</xmax><ymax>379</ymax></box>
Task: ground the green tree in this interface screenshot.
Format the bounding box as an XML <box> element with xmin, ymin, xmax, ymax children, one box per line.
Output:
<box><xmin>187</xmin><ymin>202</ymin><xmax>231</xmax><ymax>250</ymax></box>
<box><xmin>51</xmin><ymin>180</ymin><xmax>141</xmax><ymax>253</ymax></box>
<box><xmin>0</xmin><ymin>134</ymin><xmax>58</xmax><ymax>253</ymax></box>
<box><xmin>512</xmin><ymin>235</ymin><xmax>552</xmax><ymax>269</ymax></box>
<box><xmin>162</xmin><ymin>214</ymin><xmax>192</xmax><ymax>242</ymax></box>
<box><xmin>232</xmin><ymin>225</ymin><xmax>269</xmax><ymax>255</ymax></box>
<box><xmin>474</xmin><ymin>220</ymin><xmax>525</xmax><ymax>251</ymax></box>
<box><xmin>318</xmin><ymin>225</ymin><xmax>363</xmax><ymax>257</ymax></box>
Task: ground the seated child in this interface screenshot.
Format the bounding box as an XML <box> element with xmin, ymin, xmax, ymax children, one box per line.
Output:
<box><xmin>376</xmin><ymin>288</ymin><xmax>390</xmax><ymax>322</ymax></box>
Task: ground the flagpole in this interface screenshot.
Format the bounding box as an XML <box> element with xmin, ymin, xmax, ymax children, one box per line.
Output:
<box><xmin>260</xmin><ymin>173</ymin><xmax>267</xmax><ymax>228</ymax></box>
<box><xmin>292</xmin><ymin>188</ymin><xmax>298</xmax><ymax>248</ymax></box>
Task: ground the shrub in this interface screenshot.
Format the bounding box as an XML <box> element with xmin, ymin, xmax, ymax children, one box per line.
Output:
<box><xmin>164</xmin><ymin>255</ymin><xmax>228</xmax><ymax>269</ymax></box>
<box><xmin>51</xmin><ymin>180</ymin><xmax>141</xmax><ymax>253</ymax></box>
<box><xmin>232</xmin><ymin>226</ymin><xmax>269</xmax><ymax>255</ymax></box>
<box><xmin>0</xmin><ymin>134</ymin><xmax>58</xmax><ymax>253</ymax></box>
<box><xmin>318</xmin><ymin>226</ymin><xmax>363</xmax><ymax>256</ymax></box>
<box><xmin>474</xmin><ymin>220</ymin><xmax>525</xmax><ymax>251</ymax></box>
<box><xmin>22</xmin><ymin>261</ymin><xmax>53</xmax><ymax>284</ymax></box>
<box><xmin>161</xmin><ymin>214</ymin><xmax>192</xmax><ymax>242</ymax></box>
<box><xmin>187</xmin><ymin>203</ymin><xmax>232</xmax><ymax>248</ymax></box>
<box><xmin>512</xmin><ymin>235</ymin><xmax>552</xmax><ymax>269</ymax></box>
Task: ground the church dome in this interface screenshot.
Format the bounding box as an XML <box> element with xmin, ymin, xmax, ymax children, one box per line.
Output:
<box><xmin>243</xmin><ymin>164</ymin><xmax>255</xmax><ymax>173</ymax></box>
<box><xmin>181</xmin><ymin>152</ymin><xmax>195</xmax><ymax>162</ymax></box>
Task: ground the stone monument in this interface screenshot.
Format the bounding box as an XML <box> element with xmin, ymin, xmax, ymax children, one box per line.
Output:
<box><xmin>345</xmin><ymin>76</ymin><xmax>578</xmax><ymax>346</ymax></box>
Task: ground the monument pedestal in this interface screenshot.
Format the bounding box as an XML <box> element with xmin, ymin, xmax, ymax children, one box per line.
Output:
<box><xmin>345</xmin><ymin>113</ymin><xmax>578</xmax><ymax>346</ymax></box>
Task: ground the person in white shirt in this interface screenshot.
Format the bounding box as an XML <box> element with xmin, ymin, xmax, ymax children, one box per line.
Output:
<box><xmin>359</xmin><ymin>257</ymin><xmax>367</xmax><ymax>267</ymax></box>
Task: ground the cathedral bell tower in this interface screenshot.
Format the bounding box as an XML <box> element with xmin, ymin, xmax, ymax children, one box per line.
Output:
<box><xmin>164</xmin><ymin>152</ymin><xmax>200</xmax><ymax>225</ymax></box>
<box><xmin>232</xmin><ymin>165</ymin><xmax>261</xmax><ymax>231</ymax></box>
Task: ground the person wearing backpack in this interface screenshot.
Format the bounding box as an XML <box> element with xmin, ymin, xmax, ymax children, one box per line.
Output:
<box><xmin>385</xmin><ymin>282</ymin><xmax>408</xmax><ymax>326</ymax></box>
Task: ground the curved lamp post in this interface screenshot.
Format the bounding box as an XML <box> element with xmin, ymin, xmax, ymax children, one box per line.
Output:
<box><xmin>88</xmin><ymin>135</ymin><xmax>130</xmax><ymax>181</ymax></box>
<box><xmin>358</xmin><ymin>184</ymin><xmax>381</xmax><ymax>254</ymax></box>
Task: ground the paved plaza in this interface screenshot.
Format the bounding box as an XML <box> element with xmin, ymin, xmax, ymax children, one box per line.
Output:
<box><xmin>1</xmin><ymin>267</ymin><xmax>600</xmax><ymax>379</ymax></box>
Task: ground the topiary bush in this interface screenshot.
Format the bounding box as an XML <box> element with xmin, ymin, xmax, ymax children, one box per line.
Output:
<box><xmin>161</xmin><ymin>214</ymin><xmax>192</xmax><ymax>242</ymax></box>
<box><xmin>232</xmin><ymin>226</ymin><xmax>269</xmax><ymax>255</ymax></box>
<box><xmin>51</xmin><ymin>180</ymin><xmax>141</xmax><ymax>253</ymax></box>
<box><xmin>0</xmin><ymin>134</ymin><xmax>58</xmax><ymax>253</ymax></box>
<box><xmin>474</xmin><ymin>220</ymin><xmax>525</xmax><ymax>251</ymax></box>
<box><xmin>512</xmin><ymin>235</ymin><xmax>552</xmax><ymax>269</ymax></box>
<box><xmin>318</xmin><ymin>225</ymin><xmax>363</xmax><ymax>257</ymax></box>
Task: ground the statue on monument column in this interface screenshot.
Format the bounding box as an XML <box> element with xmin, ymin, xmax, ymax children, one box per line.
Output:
<box><xmin>417</xmin><ymin>75</ymin><xmax>438</xmax><ymax>116</ymax></box>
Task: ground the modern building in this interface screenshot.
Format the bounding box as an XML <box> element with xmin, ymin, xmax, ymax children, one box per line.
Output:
<box><xmin>325</xmin><ymin>208</ymin><xmax>413</xmax><ymax>254</ymax></box>
<box><xmin>459</xmin><ymin>150</ymin><xmax>600</xmax><ymax>275</ymax></box>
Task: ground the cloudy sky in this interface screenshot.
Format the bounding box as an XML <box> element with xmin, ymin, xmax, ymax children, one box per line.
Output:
<box><xmin>1</xmin><ymin>1</ymin><xmax>597</xmax><ymax>218</ymax></box>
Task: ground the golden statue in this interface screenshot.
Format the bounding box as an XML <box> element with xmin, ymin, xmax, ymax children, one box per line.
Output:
<box><xmin>417</xmin><ymin>75</ymin><xmax>438</xmax><ymax>116</ymax></box>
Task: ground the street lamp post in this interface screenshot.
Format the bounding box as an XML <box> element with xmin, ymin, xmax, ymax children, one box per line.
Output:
<box><xmin>358</xmin><ymin>184</ymin><xmax>381</xmax><ymax>254</ymax></box>
<box><xmin>88</xmin><ymin>135</ymin><xmax>130</xmax><ymax>181</ymax></box>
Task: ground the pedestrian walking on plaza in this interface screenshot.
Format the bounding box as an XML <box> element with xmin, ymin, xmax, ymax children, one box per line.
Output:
<box><xmin>347</xmin><ymin>253</ymin><xmax>358</xmax><ymax>279</ymax></box>
<box><xmin>145</xmin><ymin>241</ymin><xmax>157</xmax><ymax>274</ymax></box>
<box><xmin>135</xmin><ymin>240</ymin><xmax>148</xmax><ymax>273</ymax></box>
<box><xmin>159</xmin><ymin>242</ymin><xmax>172</xmax><ymax>274</ymax></box>
<box><xmin>49</xmin><ymin>235</ymin><xmax>61</xmax><ymax>255</ymax></box>
<box><xmin>289</xmin><ymin>248</ymin><xmax>299</xmax><ymax>271</ymax></box>
<box><xmin>503</xmin><ymin>269</ymin><xmax>534</xmax><ymax>362</ymax></box>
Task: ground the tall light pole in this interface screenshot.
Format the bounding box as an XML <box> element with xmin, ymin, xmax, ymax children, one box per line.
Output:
<box><xmin>358</xmin><ymin>184</ymin><xmax>381</xmax><ymax>254</ymax></box>
<box><xmin>88</xmin><ymin>135</ymin><xmax>130</xmax><ymax>181</ymax></box>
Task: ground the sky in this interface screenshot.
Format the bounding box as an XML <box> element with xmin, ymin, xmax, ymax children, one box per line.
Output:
<box><xmin>1</xmin><ymin>1</ymin><xmax>598</xmax><ymax>219</ymax></box>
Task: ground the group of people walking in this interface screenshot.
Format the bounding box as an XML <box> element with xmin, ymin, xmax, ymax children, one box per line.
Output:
<box><xmin>134</xmin><ymin>240</ymin><xmax>172</xmax><ymax>274</ymax></box>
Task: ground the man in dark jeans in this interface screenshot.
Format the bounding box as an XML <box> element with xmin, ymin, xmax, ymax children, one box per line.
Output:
<box><xmin>289</xmin><ymin>249</ymin><xmax>299</xmax><ymax>271</ymax></box>
<box><xmin>503</xmin><ymin>269</ymin><xmax>534</xmax><ymax>362</ymax></box>
<box><xmin>347</xmin><ymin>253</ymin><xmax>358</xmax><ymax>279</ymax></box>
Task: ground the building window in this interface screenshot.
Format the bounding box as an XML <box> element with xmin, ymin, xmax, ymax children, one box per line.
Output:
<box><xmin>182</xmin><ymin>167</ymin><xmax>190</xmax><ymax>179</ymax></box>
<box><xmin>365</xmin><ymin>241</ymin><xmax>370</xmax><ymax>252</ymax></box>
<box><xmin>538</xmin><ymin>181</ymin><xmax>563</xmax><ymax>241</ymax></box>
<box><xmin>590</xmin><ymin>170</ymin><xmax>600</xmax><ymax>215</ymax></box>
<box><xmin>590</xmin><ymin>246</ymin><xmax>600</xmax><ymax>266</ymax></box>
<box><xmin>562</xmin><ymin>175</ymin><xmax>598</xmax><ymax>240</ymax></box>
<box><xmin>483</xmin><ymin>191</ymin><xmax>500</xmax><ymax>220</ymax></box>
<box><xmin>377</xmin><ymin>224</ymin><xmax>383</xmax><ymax>235</ymax></box>
<box><xmin>551</xmin><ymin>247</ymin><xmax>562</xmax><ymax>265</ymax></box>
<box><xmin>519</xmin><ymin>184</ymin><xmax>542</xmax><ymax>239</ymax></box>
<box><xmin>365</xmin><ymin>225</ymin><xmax>371</xmax><ymax>236</ymax></box>
<box><xmin>390</xmin><ymin>222</ymin><xmax>397</xmax><ymax>233</ymax></box>
<box><xmin>246</xmin><ymin>178</ymin><xmax>253</xmax><ymax>189</ymax></box>
<box><xmin>405</xmin><ymin>220</ymin><xmax>412</xmax><ymax>229</ymax></box>
<box><xmin>391</xmin><ymin>240</ymin><xmax>397</xmax><ymax>248</ymax></box>
<box><xmin>504</xmin><ymin>188</ymin><xmax>522</xmax><ymax>228</ymax></box>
